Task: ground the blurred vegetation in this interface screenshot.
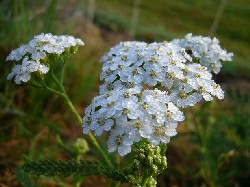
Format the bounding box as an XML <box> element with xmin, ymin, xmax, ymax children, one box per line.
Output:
<box><xmin>0</xmin><ymin>0</ymin><xmax>249</xmax><ymax>186</ymax></box>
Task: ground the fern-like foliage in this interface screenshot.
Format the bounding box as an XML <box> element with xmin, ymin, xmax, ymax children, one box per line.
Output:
<box><xmin>22</xmin><ymin>159</ymin><xmax>127</xmax><ymax>183</ymax></box>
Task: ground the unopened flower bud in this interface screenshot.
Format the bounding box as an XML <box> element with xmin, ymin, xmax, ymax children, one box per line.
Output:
<box><xmin>73</xmin><ymin>138</ymin><xmax>89</xmax><ymax>155</ymax></box>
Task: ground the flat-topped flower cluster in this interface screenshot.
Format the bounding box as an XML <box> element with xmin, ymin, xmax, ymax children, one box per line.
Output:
<box><xmin>82</xmin><ymin>33</ymin><xmax>233</xmax><ymax>156</ymax></box>
<box><xmin>6</xmin><ymin>33</ymin><xmax>84</xmax><ymax>84</ymax></box>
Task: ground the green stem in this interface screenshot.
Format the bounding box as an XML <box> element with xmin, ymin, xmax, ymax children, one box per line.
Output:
<box><xmin>50</xmin><ymin>70</ymin><xmax>112</xmax><ymax>168</ymax></box>
<box><xmin>88</xmin><ymin>132</ymin><xmax>112</xmax><ymax>167</ymax></box>
<box><xmin>60</xmin><ymin>57</ymin><xmax>67</xmax><ymax>84</ymax></box>
<box><xmin>56</xmin><ymin>135</ymin><xmax>74</xmax><ymax>156</ymax></box>
<box><xmin>42</xmin><ymin>81</ymin><xmax>64</xmax><ymax>97</ymax></box>
<box><xmin>140</xmin><ymin>175</ymin><xmax>148</xmax><ymax>186</ymax></box>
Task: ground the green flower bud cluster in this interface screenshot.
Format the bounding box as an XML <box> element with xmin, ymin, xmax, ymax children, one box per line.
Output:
<box><xmin>133</xmin><ymin>142</ymin><xmax>167</xmax><ymax>176</ymax></box>
<box><xmin>123</xmin><ymin>141</ymin><xmax>167</xmax><ymax>186</ymax></box>
<box><xmin>143</xmin><ymin>176</ymin><xmax>157</xmax><ymax>187</ymax></box>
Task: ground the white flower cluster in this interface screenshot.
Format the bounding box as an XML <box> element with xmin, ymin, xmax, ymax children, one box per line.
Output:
<box><xmin>172</xmin><ymin>33</ymin><xmax>233</xmax><ymax>74</ymax></box>
<box><xmin>83</xmin><ymin>33</ymin><xmax>233</xmax><ymax>156</ymax></box>
<box><xmin>83</xmin><ymin>88</ymin><xmax>184</xmax><ymax>156</ymax></box>
<box><xmin>6</xmin><ymin>33</ymin><xmax>84</xmax><ymax>84</ymax></box>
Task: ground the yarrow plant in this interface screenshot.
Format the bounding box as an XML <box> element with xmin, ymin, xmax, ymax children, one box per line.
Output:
<box><xmin>82</xmin><ymin>34</ymin><xmax>233</xmax><ymax>157</ymax></box>
<box><xmin>6</xmin><ymin>33</ymin><xmax>233</xmax><ymax>186</ymax></box>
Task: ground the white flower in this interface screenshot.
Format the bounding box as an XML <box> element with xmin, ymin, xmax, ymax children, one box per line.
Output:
<box><xmin>107</xmin><ymin>127</ymin><xmax>133</xmax><ymax>156</ymax></box>
<box><xmin>144</xmin><ymin>66</ymin><xmax>165</xmax><ymax>86</ymax></box>
<box><xmin>92</xmin><ymin>117</ymin><xmax>114</xmax><ymax>136</ymax></box>
<box><xmin>6</xmin><ymin>33</ymin><xmax>84</xmax><ymax>84</ymax></box>
<box><xmin>126</xmin><ymin>119</ymin><xmax>152</xmax><ymax>142</ymax></box>
<box><xmin>120</xmin><ymin>66</ymin><xmax>145</xmax><ymax>84</ymax></box>
<box><xmin>156</xmin><ymin>102</ymin><xmax>184</xmax><ymax>124</ymax></box>
<box><xmin>147</xmin><ymin>124</ymin><xmax>171</xmax><ymax>146</ymax></box>
<box><xmin>170</xmin><ymin>89</ymin><xmax>202</xmax><ymax>108</ymax></box>
<box><xmin>99</xmin><ymin>80</ymin><xmax>123</xmax><ymax>94</ymax></box>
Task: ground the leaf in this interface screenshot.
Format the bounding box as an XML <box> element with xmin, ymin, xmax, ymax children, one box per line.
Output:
<box><xmin>22</xmin><ymin>159</ymin><xmax>127</xmax><ymax>183</ymax></box>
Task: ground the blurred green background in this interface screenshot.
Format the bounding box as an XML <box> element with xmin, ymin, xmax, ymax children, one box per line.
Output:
<box><xmin>0</xmin><ymin>0</ymin><xmax>249</xmax><ymax>186</ymax></box>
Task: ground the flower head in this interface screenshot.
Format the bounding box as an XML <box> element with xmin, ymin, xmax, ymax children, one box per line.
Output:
<box><xmin>82</xmin><ymin>33</ymin><xmax>233</xmax><ymax>156</ymax></box>
<box><xmin>6</xmin><ymin>33</ymin><xmax>84</xmax><ymax>84</ymax></box>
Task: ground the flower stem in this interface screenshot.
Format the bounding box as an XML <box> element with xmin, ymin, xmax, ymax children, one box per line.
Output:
<box><xmin>62</xmin><ymin>92</ymin><xmax>112</xmax><ymax>167</ymax></box>
<box><xmin>60</xmin><ymin>56</ymin><xmax>67</xmax><ymax>84</ymax></box>
<box><xmin>50</xmin><ymin>70</ymin><xmax>112</xmax><ymax>168</ymax></box>
<box><xmin>42</xmin><ymin>81</ymin><xmax>65</xmax><ymax>97</ymax></box>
